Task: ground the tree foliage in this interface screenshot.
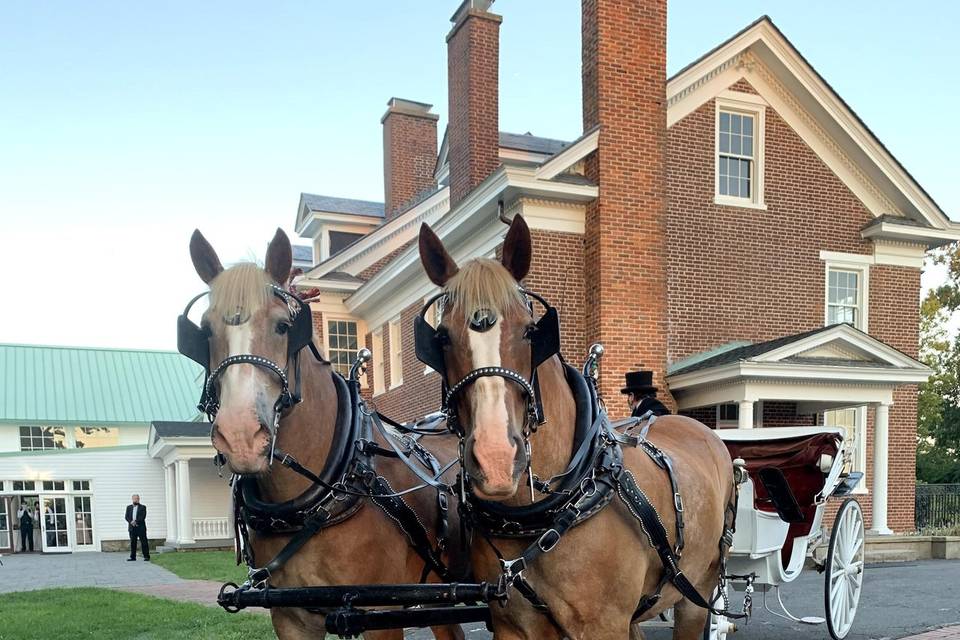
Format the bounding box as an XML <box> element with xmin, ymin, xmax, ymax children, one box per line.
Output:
<box><xmin>917</xmin><ymin>248</ymin><xmax>960</xmax><ymax>483</ymax></box>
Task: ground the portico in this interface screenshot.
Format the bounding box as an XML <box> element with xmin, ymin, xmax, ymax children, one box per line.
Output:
<box><xmin>667</xmin><ymin>324</ymin><xmax>931</xmax><ymax>535</ymax></box>
<box><xmin>148</xmin><ymin>422</ymin><xmax>231</xmax><ymax>547</ymax></box>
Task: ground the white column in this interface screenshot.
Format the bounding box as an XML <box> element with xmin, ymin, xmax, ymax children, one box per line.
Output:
<box><xmin>163</xmin><ymin>464</ymin><xmax>177</xmax><ymax>545</ymax></box>
<box><xmin>738</xmin><ymin>400</ymin><xmax>755</xmax><ymax>430</ymax></box>
<box><xmin>175</xmin><ymin>459</ymin><xmax>195</xmax><ymax>544</ymax></box>
<box><xmin>870</xmin><ymin>403</ymin><xmax>893</xmax><ymax>535</ymax></box>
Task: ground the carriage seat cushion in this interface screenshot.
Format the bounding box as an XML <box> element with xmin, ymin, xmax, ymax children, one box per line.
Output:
<box><xmin>756</xmin><ymin>467</ymin><xmax>805</xmax><ymax>523</ymax></box>
<box><xmin>724</xmin><ymin>433</ymin><xmax>839</xmax><ymax>533</ymax></box>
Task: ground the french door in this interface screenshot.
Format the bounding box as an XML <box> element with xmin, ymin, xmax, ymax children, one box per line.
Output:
<box><xmin>73</xmin><ymin>496</ymin><xmax>95</xmax><ymax>550</ymax></box>
<box><xmin>0</xmin><ymin>498</ymin><xmax>11</xmax><ymax>552</ymax></box>
<box><xmin>40</xmin><ymin>496</ymin><xmax>70</xmax><ymax>553</ymax></box>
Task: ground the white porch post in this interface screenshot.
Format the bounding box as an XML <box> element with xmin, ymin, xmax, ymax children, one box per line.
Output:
<box><xmin>738</xmin><ymin>400</ymin><xmax>754</xmax><ymax>430</ymax></box>
<box><xmin>870</xmin><ymin>403</ymin><xmax>893</xmax><ymax>535</ymax></box>
<box><xmin>175</xmin><ymin>459</ymin><xmax>195</xmax><ymax>544</ymax></box>
<box><xmin>163</xmin><ymin>464</ymin><xmax>177</xmax><ymax>545</ymax></box>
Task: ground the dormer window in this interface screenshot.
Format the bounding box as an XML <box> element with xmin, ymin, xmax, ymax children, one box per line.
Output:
<box><xmin>715</xmin><ymin>94</ymin><xmax>766</xmax><ymax>209</ymax></box>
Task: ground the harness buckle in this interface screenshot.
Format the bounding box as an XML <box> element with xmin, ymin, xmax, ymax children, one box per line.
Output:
<box><xmin>537</xmin><ymin>528</ymin><xmax>562</xmax><ymax>553</ymax></box>
<box><xmin>674</xmin><ymin>492</ymin><xmax>684</xmax><ymax>513</ymax></box>
<box><xmin>437</xmin><ymin>492</ymin><xmax>449</xmax><ymax>512</ymax></box>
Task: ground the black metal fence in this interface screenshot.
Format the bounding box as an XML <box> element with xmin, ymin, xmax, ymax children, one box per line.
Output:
<box><xmin>916</xmin><ymin>484</ymin><xmax>960</xmax><ymax>530</ymax></box>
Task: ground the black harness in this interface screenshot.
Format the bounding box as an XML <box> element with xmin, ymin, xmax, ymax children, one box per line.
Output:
<box><xmin>412</xmin><ymin>289</ymin><xmax>746</xmax><ymax>631</ymax></box>
<box><xmin>176</xmin><ymin>286</ymin><xmax>454</xmax><ymax>592</ymax></box>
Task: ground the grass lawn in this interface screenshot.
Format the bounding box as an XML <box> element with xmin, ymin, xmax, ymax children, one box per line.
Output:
<box><xmin>0</xmin><ymin>588</ymin><xmax>275</xmax><ymax>639</ymax></box>
<box><xmin>151</xmin><ymin>550</ymin><xmax>248</xmax><ymax>584</ymax></box>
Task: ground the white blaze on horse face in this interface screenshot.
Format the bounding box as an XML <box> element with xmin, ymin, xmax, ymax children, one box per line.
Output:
<box><xmin>468</xmin><ymin>321</ymin><xmax>516</xmax><ymax>490</ymax></box>
<box><xmin>214</xmin><ymin>322</ymin><xmax>266</xmax><ymax>463</ymax></box>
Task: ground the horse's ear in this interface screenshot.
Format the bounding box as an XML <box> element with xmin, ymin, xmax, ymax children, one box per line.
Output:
<box><xmin>419</xmin><ymin>224</ymin><xmax>459</xmax><ymax>287</ymax></box>
<box><xmin>264</xmin><ymin>228</ymin><xmax>292</xmax><ymax>285</ymax></box>
<box><xmin>190</xmin><ymin>230</ymin><xmax>224</xmax><ymax>284</ymax></box>
<box><xmin>501</xmin><ymin>214</ymin><xmax>531</xmax><ymax>282</ymax></box>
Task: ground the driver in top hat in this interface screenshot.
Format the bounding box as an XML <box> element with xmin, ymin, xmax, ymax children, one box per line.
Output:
<box><xmin>621</xmin><ymin>369</ymin><xmax>670</xmax><ymax>418</ymax></box>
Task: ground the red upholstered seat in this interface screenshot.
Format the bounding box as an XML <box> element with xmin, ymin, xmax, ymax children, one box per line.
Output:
<box><xmin>724</xmin><ymin>433</ymin><xmax>840</xmax><ymax>568</ymax></box>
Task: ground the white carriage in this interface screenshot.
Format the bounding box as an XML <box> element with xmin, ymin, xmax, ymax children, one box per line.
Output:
<box><xmin>707</xmin><ymin>426</ymin><xmax>865</xmax><ymax>640</ymax></box>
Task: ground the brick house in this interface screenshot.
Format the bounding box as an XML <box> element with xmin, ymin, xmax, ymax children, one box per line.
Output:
<box><xmin>291</xmin><ymin>1</ymin><xmax>958</xmax><ymax>534</ymax></box>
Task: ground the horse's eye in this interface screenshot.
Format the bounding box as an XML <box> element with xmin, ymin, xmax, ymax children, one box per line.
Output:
<box><xmin>276</xmin><ymin>322</ymin><xmax>290</xmax><ymax>336</ymax></box>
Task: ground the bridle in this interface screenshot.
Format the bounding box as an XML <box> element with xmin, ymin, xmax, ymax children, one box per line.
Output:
<box><xmin>414</xmin><ymin>287</ymin><xmax>561</xmax><ymax>440</ymax></box>
<box><xmin>177</xmin><ymin>283</ymin><xmax>323</xmax><ymax>460</ymax></box>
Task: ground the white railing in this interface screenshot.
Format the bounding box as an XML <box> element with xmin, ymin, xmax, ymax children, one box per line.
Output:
<box><xmin>192</xmin><ymin>517</ymin><xmax>231</xmax><ymax>540</ymax></box>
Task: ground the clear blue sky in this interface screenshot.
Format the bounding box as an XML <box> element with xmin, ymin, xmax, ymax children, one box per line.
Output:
<box><xmin>1</xmin><ymin>1</ymin><xmax>957</xmax><ymax>350</ymax></box>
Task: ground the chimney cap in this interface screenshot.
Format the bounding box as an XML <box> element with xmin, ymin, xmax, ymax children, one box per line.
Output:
<box><xmin>450</xmin><ymin>0</ymin><xmax>495</xmax><ymax>24</ymax></box>
<box><xmin>381</xmin><ymin>97</ymin><xmax>439</xmax><ymax>124</ymax></box>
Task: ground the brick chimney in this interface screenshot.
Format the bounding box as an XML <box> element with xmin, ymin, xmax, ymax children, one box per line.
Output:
<box><xmin>382</xmin><ymin>98</ymin><xmax>439</xmax><ymax>217</ymax></box>
<box><xmin>446</xmin><ymin>0</ymin><xmax>501</xmax><ymax>208</ymax></box>
<box><xmin>581</xmin><ymin>0</ymin><xmax>671</xmax><ymax>410</ymax></box>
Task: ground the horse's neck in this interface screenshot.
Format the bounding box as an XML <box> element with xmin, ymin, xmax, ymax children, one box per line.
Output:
<box><xmin>522</xmin><ymin>357</ymin><xmax>577</xmax><ymax>504</ymax></box>
<box><xmin>257</xmin><ymin>357</ymin><xmax>337</xmax><ymax>503</ymax></box>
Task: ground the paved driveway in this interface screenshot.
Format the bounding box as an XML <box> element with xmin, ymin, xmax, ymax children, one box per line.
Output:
<box><xmin>410</xmin><ymin>560</ymin><xmax>960</xmax><ymax>640</ymax></box>
<box><xmin>0</xmin><ymin>552</ymin><xmax>182</xmax><ymax>593</ymax></box>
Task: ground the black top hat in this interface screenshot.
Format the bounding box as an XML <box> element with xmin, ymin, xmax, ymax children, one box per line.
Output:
<box><xmin>621</xmin><ymin>370</ymin><xmax>658</xmax><ymax>395</ymax></box>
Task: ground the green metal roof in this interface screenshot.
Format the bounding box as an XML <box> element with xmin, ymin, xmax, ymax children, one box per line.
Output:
<box><xmin>0</xmin><ymin>344</ymin><xmax>203</xmax><ymax>424</ymax></box>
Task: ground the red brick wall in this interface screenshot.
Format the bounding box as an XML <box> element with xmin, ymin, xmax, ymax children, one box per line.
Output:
<box><xmin>383</xmin><ymin>106</ymin><xmax>438</xmax><ymax>216</ymax></box>
<box><xmin>762</xmin><ymin>402</ymin><xmax>817</xmax><ymax>427</ymax></box>
<box><xmin>582</xmin><ymin>0</ymin><xmax>670</xmax><ymax>415</ymax></box>
<box><xmin>447</xmin><ymin>7</ymin><xmax>501</xmax><ymax>208</ymax></box>
<box><xmin>666</xmin><ymin>81</ymin><xmax>875</xmax><ymax>362</ymax></box>
<box><xmin>521</xmin><ymin>229</ymin><xmax>587</xmax><ymax>360</ymax></box>
<box><xmin>368</xmin><ymin>301</ymin><xmax>443</xmax><ymax>423</ymax></box>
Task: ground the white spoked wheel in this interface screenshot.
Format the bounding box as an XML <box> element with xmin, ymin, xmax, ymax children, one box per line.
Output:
<box><xmin>825</xmin><ymin>498</ymin><xmax>865</xmax><ymax>640</ymax></box>
<box><xmin>702</xmin><ymin>583</ymin><xmax>734</xmax><ymax>640</ymax></box>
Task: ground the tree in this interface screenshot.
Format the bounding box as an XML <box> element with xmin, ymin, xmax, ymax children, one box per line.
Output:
<box><xmin>917</xmin><ymin>250</ymin><xmax>960</xmax><ymax>483</ymax></box>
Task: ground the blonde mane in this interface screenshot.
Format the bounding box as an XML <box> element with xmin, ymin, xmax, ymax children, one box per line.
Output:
<box><xmin>445</xmin><ymin>258</ymin><xmax>526</xmax><ymax>325</ymax></box>
<box><xmin>208</xmin><ymin>262</ymin><xmax>272</xmax><ymax>322</ymax></box>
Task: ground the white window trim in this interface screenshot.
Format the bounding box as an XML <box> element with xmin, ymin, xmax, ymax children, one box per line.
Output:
<box><xmin>822</xmin><ymin>257</ymin><xmax>870</xmax><ymax>333</ymax></box>
<box><xmin>371</xmin><ymin>328</ymin><xmax>385</xmax><ymax>397</ymax></box>
<box><xmin>714</xmin><ymin>95</ymin><xmax>766</xmax><ymax>210</ymax></box>
<box><xmin>823</xmin><ymin>406</ymin><xmax>868</xmax><ymax>494</ymax></box>
<box><xmin>715</xmin><ymin>401</ymin><xmax>763</xmax><ymax>428</ymax></box>
<box><xmin>323</xmin><ymin>315</ymin><xmax>367</xmax><ymax>388</ymax></box>
<box><xmin>388</xmin><ymin>316</ymin><xmax>403</xmax><ymax>390</ymax></box>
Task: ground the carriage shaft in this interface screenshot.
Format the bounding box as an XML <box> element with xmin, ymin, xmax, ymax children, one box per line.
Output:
<box><xmin>218</xmin><ymin>582</ymin><xmax>498</xmax><ymax>611</ymax></box>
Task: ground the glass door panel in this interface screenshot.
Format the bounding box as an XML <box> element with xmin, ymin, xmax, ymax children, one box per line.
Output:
<box><xmin>40</xmin><ymin>496</ymin><xmax>70</xmax><ymax>553</ymax></box>
<box><xmin>0</xmin><ymin>498</ymin><xmax>10</xmax><ymax>551</ymax></box>
<box><xmin>73</xmin><ymin>496</ymin><xmax>94</xmax><ymax>549</ymax></box>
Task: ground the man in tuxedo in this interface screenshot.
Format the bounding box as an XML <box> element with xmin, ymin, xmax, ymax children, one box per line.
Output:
<box><xmin>621</xmin><ymin>370</ymin><xmax>670</xmax><ymax>418</ymax></box>
<box><xmin>17</xmin><ymin>502</ymin><xmax>34</xmax><ymax>552</ymax></box>
<box><xmin>124</xmin><ymin>494</ymin><xmax>150</xmax><ymax>561</ymax></box>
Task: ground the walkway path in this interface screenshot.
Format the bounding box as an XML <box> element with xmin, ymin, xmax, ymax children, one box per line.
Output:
<box><xmin>0</xmin><ymin>552</ymin><xmax>181</xmax><ymax>593</ymax></box>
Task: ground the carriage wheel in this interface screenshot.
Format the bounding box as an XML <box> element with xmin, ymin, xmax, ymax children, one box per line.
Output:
<box><xmin>702</xmin><ymin>583</ymin><xmax>733</xmax><ymax>640</ymax></box>
<box><xmin>824</xmin><ymin>498</ymin><xmax>864</xmax><ymax>640</ymax></box>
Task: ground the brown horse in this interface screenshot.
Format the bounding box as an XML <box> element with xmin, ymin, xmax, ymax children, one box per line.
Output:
<box><xmin>188</xmin><ymin>228</ymin><xmax>465</xmax><ymax>640</ymax></box>
<box><xmin>417</xmin><ymin>216</ymin><xmax>735</xmax><ymax>640</ymax></box>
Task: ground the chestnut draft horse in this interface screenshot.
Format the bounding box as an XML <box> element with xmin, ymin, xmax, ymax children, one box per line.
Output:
<box><xmin>416</xmin><ymin>216</ymin><xmax>737</xmax><ymax>640</ymax></box>
<box><xmin>185</xmin><ymin>229</ymin><xmax>465</xmax><ymax>640</ymax></box>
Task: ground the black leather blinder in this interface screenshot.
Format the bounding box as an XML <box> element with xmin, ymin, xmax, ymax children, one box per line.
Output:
<box><xmin>177</xmin><ymin>292</ymin><xmax>212</xmax><ymax>370</ymax></box>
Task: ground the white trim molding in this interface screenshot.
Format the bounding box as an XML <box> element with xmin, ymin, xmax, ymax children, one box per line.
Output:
<box><xmin>714</xmin><ymin>94</ymin><xmax>767</xmax><ymax>211</ymax></box>
<box><xmin>820</xmin><ymin>253</ymin><xmax>870</xmax><ymax>332</ymax></box>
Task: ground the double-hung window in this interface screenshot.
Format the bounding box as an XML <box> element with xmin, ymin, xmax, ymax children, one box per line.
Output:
<box><xmin>326</xmin><ymin>319</ymin><xmax>359</xmax><ymax>377</ymax></box>
<box><xmin>715</xmin><ymin>94</ymin><xmax>766</xmax><ymax>209</ymax></box>
<box><xmin>827</xmin><ymin>269</ymin><xmax>860</xmax><ymax>327</ymax></box>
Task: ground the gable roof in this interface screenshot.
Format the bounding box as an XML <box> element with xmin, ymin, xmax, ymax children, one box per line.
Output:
<box><xmin>0</xmin><ymin>344</ymin><xmax>203</xmax><ymax>424</ymax></box>
<box><xmin>300</xmin><ymin>193</ymin><xmax>385</xmax><ymax>218</ymax></box>
<box><xmin>667</xmin><ymin>323</ymin><xmax>930</xmax><ymax>388</ymax></box>
<box><xmin>667</xmin><ymin>16</ymin><xmax>956</xmax><ymax>233</ymax></box>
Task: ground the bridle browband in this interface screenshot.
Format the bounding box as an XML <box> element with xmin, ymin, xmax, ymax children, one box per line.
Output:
<box><xmin>414</xmin><ymin>287</ymin><xmax>561</xmax><ymax>438</ymax></box>
<box><xmin>177</xmin><ymin>283</ymin><xmax>323</xmax><ymax>461</ymax></box>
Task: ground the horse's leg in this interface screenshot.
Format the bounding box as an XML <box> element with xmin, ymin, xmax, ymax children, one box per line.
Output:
<box><xmin>629</xmin><ymin>622</ymin><xmax>646</xmax><ymax>640</ymax></box>
<box><xmin>429</xmin><ymin>624</ymin><xmax>465</xmax><ymax>640</ymax></box>
<box><xmin>672</xmin><ymin>598</ymin><xmax>709</xmax><ymax>640</ymax></box>
<box><xmin>270</xmin><ymin>609</ymin><xmax>324</xmax><ymax>640</ymax></box>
